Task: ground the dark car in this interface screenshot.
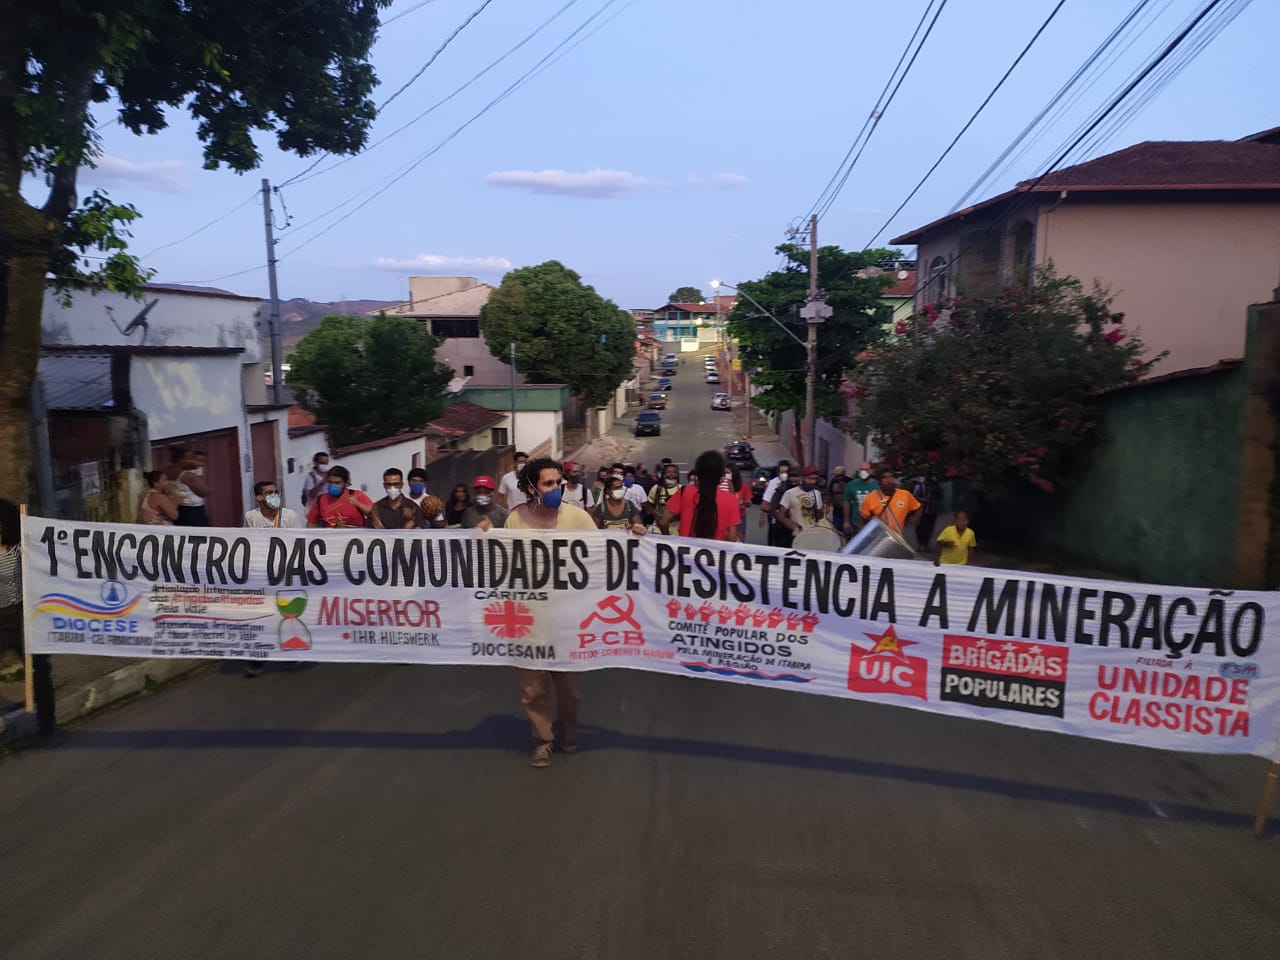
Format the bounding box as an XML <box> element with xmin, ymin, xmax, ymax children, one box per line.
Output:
<box><xmin>750</xmin><ymin>465</ymin><xmax>778</xmax><ymax>503</ymax></box>
<box><xmin>661</xmin><ymin>362</ymin><xmax>677</xmax><ymax>376</ymax></box>
<box><xmin>724</xmin><ymin>441</ymin><xmax>756</xmax><ymax>471</ymax></box>
<box><xmin>657</xmin><ymin>376</ymin><xmax>673</xmax><ymax>390</ymax></box>
<box><xmin>635</xmin><ymin>410</ymin><xmax>662</xmax><ymax>436</ymax></box>
<box><xmin>648</xmin><ymin>392</ymin><xmax>667</xmax><ymax>409</ymax></box>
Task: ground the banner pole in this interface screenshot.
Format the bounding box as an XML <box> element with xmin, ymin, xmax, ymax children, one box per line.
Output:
<box><xmin>19</xmin><ymin>503</ymin><xmax>33</xmax><ymax>713</ymax></box>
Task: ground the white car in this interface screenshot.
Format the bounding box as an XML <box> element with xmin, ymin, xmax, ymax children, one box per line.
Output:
<box><xmin>711</xmin><ymin>392</ymin><xmax>730</xmax><ymax>411</ymax></box>
<box><xmin>705</xmin><ymin>372</ymin><xmax>721</xmax><ymax>384</ymax></box>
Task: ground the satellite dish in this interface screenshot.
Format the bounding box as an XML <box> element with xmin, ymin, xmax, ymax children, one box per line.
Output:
<box><xmin>897</xmin><ymin>270</ymin><xmax>908</xmax><ymax>280</ymax></box>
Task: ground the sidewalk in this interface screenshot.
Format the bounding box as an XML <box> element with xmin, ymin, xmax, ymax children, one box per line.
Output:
<box><xmin>0</xmin><ymin>654</ymin><xmax>207</xmax><ymax>746</ymax></box>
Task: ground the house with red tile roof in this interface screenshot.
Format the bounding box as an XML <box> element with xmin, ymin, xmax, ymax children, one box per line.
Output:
<box><xmin>891</xmin><ymin>132</ymin><xmax>1280</xmax><ymax>375</ymax></box>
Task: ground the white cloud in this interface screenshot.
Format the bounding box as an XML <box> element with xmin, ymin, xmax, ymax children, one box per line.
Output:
<box><xmin>83</xmin><ymin>155</ymin><xmax>188</xmax><ymax>192</ymax></box>
<box><xmin>374</xmin><ymin>254</ymin><xmax>513</xmax><ymax>273</ymax></box>
<box><xmin>713</xmin><ymin>172</ymin><xmax>750</xmax><ymax>189</ymax></box>
<box><xmin>485</xmin><ymin>168</ymin><xmax>651</xmax><ymax>198</ymax></box>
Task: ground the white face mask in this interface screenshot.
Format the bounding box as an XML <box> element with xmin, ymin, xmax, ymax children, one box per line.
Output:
<box><xmin>609</xmin><ymin>489</ymin><xmax>625</xmax><ymax>501</ymax></box>
<box><xmin>475</xmin><ymin>495</ymin><xmax>492</xmax><ymax>507</ymax></box>
<box><xmin>385</xmin><ymin>486</ymin><xmax>402</xmax><ymax>499</ymax></box>
<box><xmin>778</xmin><ymin>471</ymin><xmax>789</xmax><ymax>480</ymax></box>
<box><xmin>859</xmin><ymin>470</ymin><xmax>870</xmax><ymax>480</ymax></box>
<box><xmin>263</xmin><ymin>493</ymin><xmax>282</xmax><ymax>510</ymax></box>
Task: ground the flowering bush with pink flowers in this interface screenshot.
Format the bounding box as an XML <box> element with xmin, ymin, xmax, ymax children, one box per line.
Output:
<box><xmin>846</xmin><ymin>267</ymin><xmax>1164</xmax><ymax>494</ymax></box>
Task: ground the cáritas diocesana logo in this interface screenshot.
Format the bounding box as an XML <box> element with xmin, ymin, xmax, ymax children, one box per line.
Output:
<box><xmin>484</xmin><ymin>600</ymin><xmax>535</xmax><ymax>639</ymax></box>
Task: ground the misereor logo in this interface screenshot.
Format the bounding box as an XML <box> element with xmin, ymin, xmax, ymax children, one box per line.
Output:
<box><xmin>847</xmin><ymin>625</ymin><xmax>928</xmax><ymax>701</ymax></box>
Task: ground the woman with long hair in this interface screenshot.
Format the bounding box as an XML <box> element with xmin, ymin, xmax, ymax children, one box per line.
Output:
<box><xmin>659</xmin><ymin>450</ymin><xmax>742</xmax><ymax>542</ymax></box>
<box><xmin>445</xmin><ymin>484</ymin><xmax>471</xmax><ymax>527</ymax></box>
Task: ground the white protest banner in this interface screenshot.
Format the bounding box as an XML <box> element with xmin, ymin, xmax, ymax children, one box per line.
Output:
<box><xmin>21</xmin><ymin>515</ymin><xmax>1280</xmax><ymax>757</ymax></box>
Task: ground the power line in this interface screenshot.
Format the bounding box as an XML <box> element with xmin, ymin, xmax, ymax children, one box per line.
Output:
<box><xmin>284</xmin><ymin>0</ymin><xmax>586</xmax><ymax>188</ymax></box>
<box><xmin>279</xmin><ymin>0</ymin><xmax>635</xmax><ymax>259</ymax></box>
<box><xmin>807</xmin><ymin>0</ymin><xmax>950</xmax><ymax>224</ymax></box>
<box><xmin>950</xmin><ymin>0</ymin><xmax>1164</xmax><ymax>213</ymax></box>
<box><xmin>378</xmin><ymin>0</ymin><xmax>499</xmax><ymax>111</ymax></box>
<box><xmin>139</xmin><ymin>190</ymin><xmax>259</xmax><ymax>258</ymax></box>
<box><xmin>864</xmin><ymin>0</ymin><xmax>1068</xmax><ymax>249</ymax></box>
<box><xmin>382</xmin><ymin>0</ymin><xmax>442</xmax><ymax>27</ymax></box>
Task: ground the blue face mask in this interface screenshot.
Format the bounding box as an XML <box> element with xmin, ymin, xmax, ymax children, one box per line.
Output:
<box><xmin>623</xmin><ymin>477</ymin><xmax>634</xmax><ymax>487</ymax></box>
<box><xmin>327</xmin><ymin>484</ymin><xmax>344</xmax><ymax>498</ymax></box>
<box><xmin>409</xmin><ymin>481</ymin><xmax>425</xmax><ymax>497</ymax></box>
<box><xmin>539</xmin><ymin>487</ymin><xmax>563</xmax><ymax>510</ymax></box>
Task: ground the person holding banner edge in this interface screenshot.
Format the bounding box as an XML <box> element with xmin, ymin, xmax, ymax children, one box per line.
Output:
<box><xmin>503</xmin><ymin>457</ymin><xmax>597</xmax><ymax>768</ymax></box>
<box><xmin>858</xmin><ymin>467</ymin><xmax>921</xmax><ymax>540</ymax></box>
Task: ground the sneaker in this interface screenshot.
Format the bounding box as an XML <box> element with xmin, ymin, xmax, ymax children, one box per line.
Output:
<box><xmin>530</xmin><ymin>743</ymin><xmax>553</xmax><ymax>768</ymax></box>
<box><xmin>561</xmin><ymin>741</ymin><xmax>579</xmax><ymax>755</ymax></box>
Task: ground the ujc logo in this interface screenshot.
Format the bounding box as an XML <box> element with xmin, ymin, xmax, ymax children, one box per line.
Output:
<box><xmin>847</xmin><ymin>625</ymin><xmax>928</xmax><ymax>701</ymax></box>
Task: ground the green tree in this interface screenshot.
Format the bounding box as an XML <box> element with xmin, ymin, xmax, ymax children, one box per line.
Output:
<box><xmin>725</xmin><ymin>244</ymin><xmax>901</xmax><ymax>417</ymax></box>
<box><xmin>667</xmin><ymin>286</ymin><xmax>705</xmax><ymax>304</ymax></box>
<box><xmin>845</xmin><ymin>268</ymin><xmax>1164</xmax><ymax>494</ymax></box>
<box><xmin>288</xmin><ymin>315</ymin><xmax>453</xmax><ymax>448</ymax></box>
<box><xmin>1</xmin><ymin>0</ymin><xmax>392</xmax><ymax>505</ymax></box>
<box><xmin>480</xmin><ymin>261</ymin><xmax>635</xmax><ymax>408</ymax></box>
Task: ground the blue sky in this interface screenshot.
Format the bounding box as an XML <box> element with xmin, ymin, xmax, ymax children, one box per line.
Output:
<box><xmin>71</xmin><ymin>0</ymin><xmax>1279</xmax><ymax>309</ymax></box>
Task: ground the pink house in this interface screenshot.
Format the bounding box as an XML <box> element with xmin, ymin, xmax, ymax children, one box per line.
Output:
<box><xmin>891</xmin><ymin>129</ymin><xmax>1280</xmax><ymax>375</ymax></box>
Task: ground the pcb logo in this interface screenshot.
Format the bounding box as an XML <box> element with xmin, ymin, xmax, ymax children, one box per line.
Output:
<box><xmin>848</xmin><ymin>625</ymin><xmax>928</xmax><ymax>701</ymax></box>
<box><xmin>484</xmin><ymin>600</ymin><xmax>535</xmax><ymax>640</ymax></box>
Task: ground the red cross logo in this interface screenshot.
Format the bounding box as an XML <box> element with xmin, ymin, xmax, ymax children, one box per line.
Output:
<box><xmin>484</xmin><ymin>601</ymin><xmax>535</xmax><ymax>639</ymax></box>
<box><xmin>579</xmin><ymin>594</ymin><xmax>641</xmax><ymax>631</ymax></box>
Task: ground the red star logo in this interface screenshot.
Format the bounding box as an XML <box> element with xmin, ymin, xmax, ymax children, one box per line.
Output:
<box><xmin>863</xmin><ymin>624</ymin><xmax>917</xmax><ymax>658</ymax></box>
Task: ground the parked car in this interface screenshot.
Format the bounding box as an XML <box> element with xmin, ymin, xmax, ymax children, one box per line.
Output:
<box><xmin>724</xmin><ymin>441</ymin><xmax>756</xmax><ymax>471</ymax></box>
<box><xmin>657</xmin><ymin>376</ymin><xmax>673</xmax><ymax>390</ymax></box>
<box><xmin>635</xmin><ymin>410</ymin><xmax>662</xmax><ymax>436</ymax></box>
<box><xmin>664</xmin><ymin>353</ymin><xmax>677</xmax><ymax>363</ymax></box>
<box><xmin>705</xmin><ymin>372</ymin><xmax>721</xmax><ymax>384</ymax></box>
<box><xmin>750</xmin><ymin>465</ymin><xmax>778</xmax><ymax>503</ymax></box>
<box><xmin>648</xmin><ymin>392</ymin><xmax>667</xmax><ymax>409</ymax></box>
<box><xmin>710</xmin><ymin>392</ymin><xmax>730</xmax><ymax>411</ymax></box>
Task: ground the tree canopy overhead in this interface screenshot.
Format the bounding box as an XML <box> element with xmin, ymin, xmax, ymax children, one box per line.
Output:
<box><xmin>724</xmin><ymin>244</ymin><xmax>902</xmax><ymax>417</ymax></box>
<box><xmin>667</xmin><ymin>286</ymin><xmax>705</xmax><ymax>304</ymax></box>
<box><xmin>288</xmin><ymin>314</ymin><xmax>454</xmax><ymax>448</ymax></box>
<box><xmin>480</xmin><ymin>261</ymin><xmax>635</xmax><ymax>408</ymax></box>
<box><xmin>845</xmin><ymin>268</ymin><xmax>1164</xmax><ymax>494</ymax></box>
<box><xmin>1</xmin><ymin>0</ymin><xmax>393</xmax><ymax>506</ymax></box>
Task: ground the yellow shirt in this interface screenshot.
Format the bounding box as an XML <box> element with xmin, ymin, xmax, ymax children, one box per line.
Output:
<box><xmin>504</xmin><ymin>503</ymin><xmax>597</xmax><ymax>530</ymax></box>
<box><xmin>937</xmin><ymin>525</ymin><xmax>976</xmax><ymax>565</ymax></box>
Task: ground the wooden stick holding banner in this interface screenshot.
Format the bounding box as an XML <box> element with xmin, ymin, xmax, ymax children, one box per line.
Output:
<box><xmin>20</xmin><ymin>503</ymin><xmax>33</xmax><ymax>713</ymax></box>
<box><xmin>1252</xmin><ymin>737</ymin><xmax>1280</xmax><ymax>837</ymax></box>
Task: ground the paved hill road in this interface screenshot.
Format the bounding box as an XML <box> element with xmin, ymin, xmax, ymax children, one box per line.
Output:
<box><xmin>1</xmin><ymin>654</ymin><xmax>1277</xmax><ymax>959</ymax></box>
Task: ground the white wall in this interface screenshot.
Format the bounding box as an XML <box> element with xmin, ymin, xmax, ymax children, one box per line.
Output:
<box><xmin>516</xmin><ymin>410</ymin><xmax>562</xmax><ymax>460</ymax></box>
<box><xmin>43</xmin><ymin>285</ymin><xmax>262</xmax><ymax>360</ymax></box>
<box><xmin>132</xmin><ymin>355</ymin><xmax>246</xmax><ymax>439</ymax></box>
<box><xmin>338</xmin><ymin>438</ymin><xmax>428</xmax><ymax>497</ymax></box>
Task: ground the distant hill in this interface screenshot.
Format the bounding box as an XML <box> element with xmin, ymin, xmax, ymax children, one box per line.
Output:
<box><xmin>265</xmin><ymin>297</ymin><xmax>401</xmax><ymax>352</ymax></box>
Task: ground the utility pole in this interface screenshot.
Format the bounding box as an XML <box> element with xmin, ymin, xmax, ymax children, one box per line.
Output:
<box><xmin>509</xmin><ymin>341</ymin><xmax>517</xmax><ymax>452</ymax></box>
<box><xmin>799</xmin><ymin>213</ymin><xmax>832</xmax><ymax>468</ymax></box>
<box><xmin>261</xmin><ymin>178</ymin><xmax>285</xmax><ymax>405</ymax></box>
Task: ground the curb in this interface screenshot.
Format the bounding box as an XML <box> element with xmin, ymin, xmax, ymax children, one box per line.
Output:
<box><xmin>0</xmin><ymin>658</ymin><xmax>208</xmax><ymax>746</ymax></box>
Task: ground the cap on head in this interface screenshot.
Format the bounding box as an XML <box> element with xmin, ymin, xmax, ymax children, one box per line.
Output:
<box><xmin>474</xmin><ymin>475</ymin><xmax>495</xmax><ymax>489</ymax></box>
<box><xmin>563</xmin><ymin>461</ymin><xmax>576</xmax><ymax>472</ymax></box>
<box><xmin>803</xmin><ymin>465</ymin><xmax>819</xmax><ymax>476</ymax></box>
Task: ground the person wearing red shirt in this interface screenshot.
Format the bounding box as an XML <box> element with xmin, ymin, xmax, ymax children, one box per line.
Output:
<box><xmin>306</xmin><ymin>465</ymin><xmax>376</xmax><ymax>528</ymax></box>
<box><xmin>660</xmin><ymin>450</ymin><xmax>742</xmax><ymax>542</ymax></box>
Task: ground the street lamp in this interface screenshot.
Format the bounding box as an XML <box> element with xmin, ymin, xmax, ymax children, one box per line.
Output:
<box><xmin>711</xmin><ymin>279</ymin><xmax>818</xmax><ymax>457</ymax></box>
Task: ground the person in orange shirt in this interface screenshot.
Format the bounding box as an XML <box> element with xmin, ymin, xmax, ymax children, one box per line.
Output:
<box><xmin>859</xmin><ymin>467</ymin><xmax>921</xmax><ymax>538</ymax></box>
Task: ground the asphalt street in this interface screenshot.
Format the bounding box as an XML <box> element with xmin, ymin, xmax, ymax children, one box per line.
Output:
<box><xmin>3</xmin><ymin>355</ymin><xmax>1278</xmax><ymax>959</ymax></box>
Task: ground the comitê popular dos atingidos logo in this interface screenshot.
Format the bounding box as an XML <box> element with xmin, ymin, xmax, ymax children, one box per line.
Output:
<box><xmin>34</xmin><ymin>580</ymin><xmax>143</xmax><ymax>635</ymax></box>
